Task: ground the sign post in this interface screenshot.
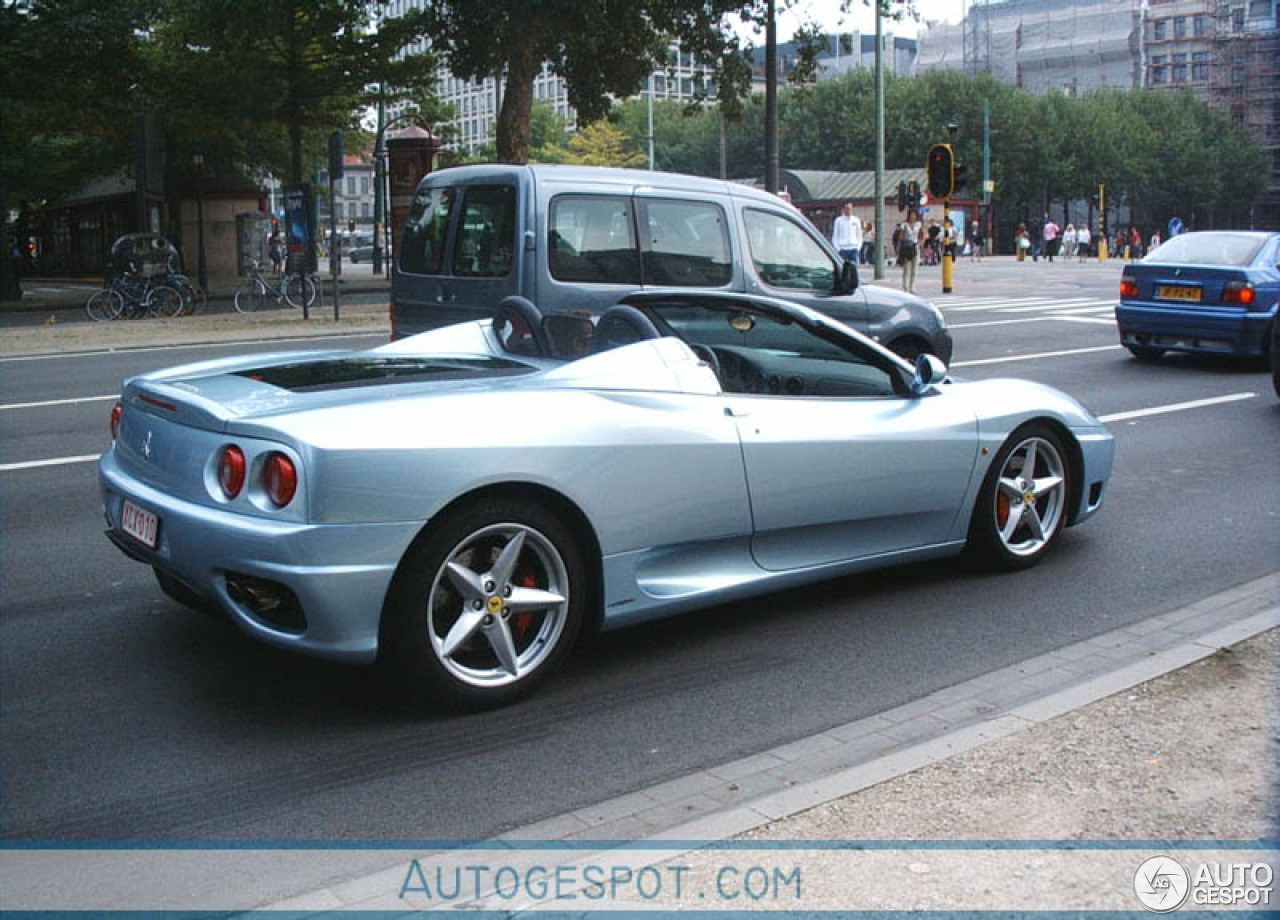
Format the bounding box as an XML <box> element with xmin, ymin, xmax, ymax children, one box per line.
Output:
<box><xmin>328</xmin><ymin>131</ymin><xmax>344</xmax><ymax>321</ymax></box>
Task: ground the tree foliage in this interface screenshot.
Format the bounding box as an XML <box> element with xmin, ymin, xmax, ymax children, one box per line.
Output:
<box><xmin>420</xmin><ymin>0</ymin><xmax>762</xmax><ymax>164</ymax></box>
<box><xmin>608</xmin><ymin>67</ymin><xmax>1266</xmax><ymax>237</ymax></box>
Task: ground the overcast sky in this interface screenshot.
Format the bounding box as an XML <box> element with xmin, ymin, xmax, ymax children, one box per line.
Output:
<box><xmin>736</xmin><ymin>0</ymin><xmax>966</xmax><ymax>43</ymax></box>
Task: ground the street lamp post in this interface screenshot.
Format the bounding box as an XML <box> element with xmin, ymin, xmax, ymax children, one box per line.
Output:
<box><xmin>192</xmin><ymin>146</ymin><xmax>208</xmax><ymax>294</ymax></box>
<box><xmin>373</xmin><ymin>111</ymin><xmax>427</xmax><ymax>277</ymax></box>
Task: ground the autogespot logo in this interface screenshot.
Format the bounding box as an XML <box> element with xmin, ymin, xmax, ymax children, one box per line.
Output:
<box><xmin>1134</xmin><ymin>855</ymin><xmax>1191</xmax><ymax>912</ymax></box>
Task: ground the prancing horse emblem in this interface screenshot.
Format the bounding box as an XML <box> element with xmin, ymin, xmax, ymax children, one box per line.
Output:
<box><xmin>141</xmin><ymin>430</ymin><xmax>153</xmax><ymax>460</ymax></box>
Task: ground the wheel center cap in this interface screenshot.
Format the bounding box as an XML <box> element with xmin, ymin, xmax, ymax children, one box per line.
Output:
<box><xmin>1023</xmin><ymin>489</ymin><xmax>1036</xmax><ymax>505</ymax></box>
<box><xmin>486</xmin><ymin>595</ymin><xmax>504</xmax><ymax>615</ymax></box>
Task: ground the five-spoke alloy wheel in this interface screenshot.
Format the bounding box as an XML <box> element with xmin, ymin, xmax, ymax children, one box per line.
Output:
<box><xmin>969</xmin><ymin>424</ymin><xmax>1071</xmax><ymax>570</ymax></box>
<box><xmin>383</xmin><ymin>498</ymin><xmax>586</xmax><ymax>709</ymax></box>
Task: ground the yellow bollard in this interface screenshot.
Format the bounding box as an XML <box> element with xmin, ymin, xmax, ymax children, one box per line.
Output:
<box><xmin>942</xmin><ymin>252</ymin><xmax>953</xmax><ymax>293</ymax></box>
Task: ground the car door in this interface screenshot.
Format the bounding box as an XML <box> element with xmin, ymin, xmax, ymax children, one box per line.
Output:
<box><xmin>719</xmin><ymin>345</ymin><xmax>977</xmax><ymax>572</ymax></box>
<box><xmin>738</xmin><ymin>205</ymin><xmax>869</xmax><ymax>330</ymax></box>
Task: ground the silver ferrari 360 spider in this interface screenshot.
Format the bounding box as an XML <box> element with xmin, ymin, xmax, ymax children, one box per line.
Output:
<box><xmin>100</xmin><ymin>291</ymin><xmax>1114</xmax><ymax>708</ymax></box>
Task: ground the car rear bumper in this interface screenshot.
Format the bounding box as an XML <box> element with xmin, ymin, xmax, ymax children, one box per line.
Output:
<box><xmin>100</xmin><ymin>449</ymin><xmax>422</xmax><ymax>664</ymax></box>
<box><xmin>1115</xmin><ymin>302</ymin><xmax>1274</xmax><ymax>357</ymax></box>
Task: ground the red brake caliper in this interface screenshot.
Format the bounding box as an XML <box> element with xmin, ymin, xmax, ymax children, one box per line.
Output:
<box><xmin>512</xmin><ymin>571</ymin><xmax>539</xmax><ymax>639</ymax></box>
<box><xmin>996</xmin><ymin>490</ymin><xmax>1010</xmax><ymax>529</ymax></box>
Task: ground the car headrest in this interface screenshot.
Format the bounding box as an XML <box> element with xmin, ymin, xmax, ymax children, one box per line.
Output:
<box><xmin>493</xmin><ymin>296</ymin><xmax>550</xmax><ymax>357</ymax></box>
<box><xmin>590</xmin><ymin>304</ymin><xmax>661</xmax><ymax>354</ymax></box>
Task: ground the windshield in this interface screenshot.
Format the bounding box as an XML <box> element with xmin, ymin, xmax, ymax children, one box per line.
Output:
<box><xmin>1144</xmin><ymin>233</ymin><xmax>1266</xmax><ymax>267</ymax></box>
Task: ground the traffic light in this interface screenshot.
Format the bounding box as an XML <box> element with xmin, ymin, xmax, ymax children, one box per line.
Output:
<box><xmin>896</xmin><ymin>180</ymin><xmax>908</xmax><ymax>212</ymax></box>
<box><xmin>926</xmin><ymin>143</ymin><xmax>954</xmax><ymax>199</ymax></box>
<box><xmin>907</xmin><ymin>179</ymin><xmax>921</xmax><ymax>210</ymax></box>
<box><xmin>952</xmin><ymin>162</ymin><xmax>967</xmax><ymax>193</ymax></box>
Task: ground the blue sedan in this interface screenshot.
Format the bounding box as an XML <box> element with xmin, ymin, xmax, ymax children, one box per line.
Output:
<box><xmin>1116</xmin><ymin>230</ymin><xmax>1280</xmax><ymax>361</ymax></box>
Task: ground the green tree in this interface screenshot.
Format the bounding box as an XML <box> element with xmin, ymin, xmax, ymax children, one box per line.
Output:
<box><xmin>153</xmin><ymin>0</ymin><xmax>435</xmax><ymax>185</ymax></box>
<box><xmin>422</xmin><ymin>0</ymin><xmax>757</xmax><ymax>164</ymax></box>
<box><xmin>537</xmin><ymin>119</ymin><xmax>648</xmax><ymax>167</ymax></box>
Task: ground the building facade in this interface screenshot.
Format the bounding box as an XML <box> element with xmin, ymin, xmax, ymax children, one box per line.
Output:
<box><xmin>915</xmin><ymin>0</ymin><xmax>1280</xmax><ymax>228</ymax></box>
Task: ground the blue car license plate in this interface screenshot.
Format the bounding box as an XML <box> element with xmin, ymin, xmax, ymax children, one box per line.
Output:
<box><xmin>1157</xmin><ymin>284</ymin><xmax>1201</xmax><ymax>302</ymax></box>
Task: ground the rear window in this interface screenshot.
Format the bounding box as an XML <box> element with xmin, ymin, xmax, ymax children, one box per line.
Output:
<box><xmin>454</xmin><ymin>185</ymin><xmax>516</xmax><ymax>277</ymax></box>
<box><xmin>1145</xmin><ymin>233</ymin><xmax>1265</xmax><ymax>266</ymax></box>
<box><xmin>399</xmin><ymin>186</ymin><xmax>455</xmax><ymax>275</ymax></box>
<box><xmin>548</xmin><ymin>195</ymin><xmax>640</xmax><ymax>284</ymax></box>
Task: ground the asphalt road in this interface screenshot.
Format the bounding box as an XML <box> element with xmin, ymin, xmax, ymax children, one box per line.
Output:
<box><xmin>2</xmin><ymin>261</ymin><xmax>1277</xmax><ymax>843</ymax></box>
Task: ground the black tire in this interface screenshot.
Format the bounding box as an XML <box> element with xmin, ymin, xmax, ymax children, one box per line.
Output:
<box><xmin>1126</xmin><ymin>344</ymin><xmax>1165</xmax><ymax>362</ymax></box>
<box><xmin>888</xmin><ymin>338</ymin><xmax>927</xmax><ymax>362</ymax></box>
<box><xmin>284</xmin><ymin>274</ymin><xmax>317</xmax><ymax>308</ymax></box>
<box><xmin>86</xmin><ymin>289</ymin><xmax>124</xmax><ymax>322</ymax></box>
<box><xmin>147</xmin><ymin>284</ymin><xmax>184</xmax><ymax>318</ymax></box>
<box><xmin>233</xmin><ymin>279</ymin><xmax>266</xmax><ymax>313</ymax></box>
<box><xmin>968</xmin><ymin>423</ymin><xmax>1072</xmax><ymax>571</ymax></box>
<box><xmin>381</xmin><ymin>498</ymin><xmax>587</xmax><ymax>710</ymax></box>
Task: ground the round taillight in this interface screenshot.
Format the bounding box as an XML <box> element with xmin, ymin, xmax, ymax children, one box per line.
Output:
<box><xmin>218</xmin><ymin>445</ymin><xmax>246</xmax><ymax>498</ymax></box>
<box><xmin>1119</xmin><ymin>276</ymin><xmax>1138</xmax><ymax>298</ymax></box>
<box><xmin>263</xmin><ymin>452</ymin><xmax>297</xmax><ymax>507</ymax></box>
<box><xmin>110</xmin><ymin>402</ymin><xmax>122</xmax><ymax>440</ymax></box>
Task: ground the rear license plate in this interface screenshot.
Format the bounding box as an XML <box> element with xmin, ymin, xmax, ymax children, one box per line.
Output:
<box><xmin>1157</xmin><ymin>284</ymin><xmax>1201</xmax><ymax>302</ymax></box>
<box><xmin>121</xmin><ymin>500</ymin><xmax>158</xmax><ymax>548</ymax></box>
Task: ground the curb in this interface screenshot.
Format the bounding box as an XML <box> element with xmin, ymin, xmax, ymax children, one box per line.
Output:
<box><xmin>265</xmin><ymin>574</ymin><xmax>1278</xmax><ymax>912</ymax></box>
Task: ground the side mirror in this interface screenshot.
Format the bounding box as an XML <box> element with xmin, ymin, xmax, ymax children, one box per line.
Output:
<box><xmin>909</xmin><ymin>353</ymin><xmax>948</xmax><ymax>395</ymax></box>
<box><xmin>837</xmin><ymin>259</ymin><xmax>858</xmax><ymax>294</ymax></box>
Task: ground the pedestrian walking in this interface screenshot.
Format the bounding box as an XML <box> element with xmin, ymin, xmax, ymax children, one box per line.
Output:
<box><xmin>942</xmin><ymin>217</ymin><xmax>958</xmax><ymax>261</ymax></box>
<box><xmin>1062</xmin><ymin>223</ymin><xmax>1077</xmax><ymax>260</ymax></box>
<box><xmin>269</xmin><ymin>230</ymin><xmax>286</xmax><ymax>276</ymax></box>
<box><xmin>968</xmin><ymin>219</ymin><xmax>984</xmax><ymax>261</ymax></box>
<box><xmin>1076</xmin><ymin>223</ymin><xmax>1091</xmax><ymax>261</ymax></box>
<box><xmin>1128</xmin><ymin>226</ymin><xmax>1143</xmax><ymax>261</ymax></box>
<box><xmin>831</xmin><ymin>202</ymin><xmax>862</xmax><ymax>265</ymax></box>
<box><xmin>1149</xmin><ymin>229</ymin><xmax>1162</xmax><ymax>253</ymax></box>
<box><xmin>898</xmin><ymin>210</ymin><xmax>922</xmax><ymax>293</ymax></box>
<box><xmin>1015</xmin><ymin>223</ymin><xmax>1031</xmax><ymax>262</ymax></box>
<box><xmin>860</xmin><ymin>220</ymin><xmax>875</xmax><ymax>266</ymax></box>
<box><xmin>1042</xmin><ymin>213</ymin><xmax>1060</xmax><ymax>262</ymax></box>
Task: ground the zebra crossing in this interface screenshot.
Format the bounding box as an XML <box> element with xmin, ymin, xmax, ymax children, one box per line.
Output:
<box><xmin>939</xmin><ymin>294</ymin><xmax>1116</xmax><ymax>328</ymax></box>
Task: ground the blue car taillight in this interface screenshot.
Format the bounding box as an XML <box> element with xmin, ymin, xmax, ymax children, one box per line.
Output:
<box><xmin>1221</xmin><ymin>280</ymin><xmax>1255</xmax><ymax>306</ymax></box>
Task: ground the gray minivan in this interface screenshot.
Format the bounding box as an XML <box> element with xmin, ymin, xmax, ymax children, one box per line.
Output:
<box><xmin>391</xmin><ymin>164</ymin><xmax>952</xmax><ymax>362</ymax></box>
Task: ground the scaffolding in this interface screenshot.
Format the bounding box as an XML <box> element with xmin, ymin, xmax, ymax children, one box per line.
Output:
<box><xmin>1210</xmin><ymin>0</ymin><xmax>1279</xmax><ymax>226</ymax></box>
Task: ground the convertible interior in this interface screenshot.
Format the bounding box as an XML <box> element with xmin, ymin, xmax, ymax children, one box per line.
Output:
<box><xmin>492</xmin><ymin>295</ymin><xmax>902</xmax><ymax>398</ymax></box>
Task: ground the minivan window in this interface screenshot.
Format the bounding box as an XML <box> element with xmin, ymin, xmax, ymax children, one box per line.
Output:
<box><xmin>743</xmin><ymin>208</ymin><xmax>837</xmax><ymax>293</ymax></box>
<box><xmin>454</xmin><ymin>185</ymin><xmax>516</xmax><ymax>277</ymax></box>
<box><xmin>548</xmin><ymin>195</ymin><xmax>640</xmax><ymax>284</ymax></box>
<box><xmin>400</xmin><ymin>186</ymin><xmax>455</xmax><ymax>275</ymax></box>
<box><xmin>641</xmin><ymin>199</ymin><xmax>732</xmax><ymax>287</ymax></box>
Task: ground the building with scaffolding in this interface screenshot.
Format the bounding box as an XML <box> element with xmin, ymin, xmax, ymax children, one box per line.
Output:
<box><xmin>916</xmin><ymin>0</ymin><xmax>1279</xmax><ymax>228</ymax></box>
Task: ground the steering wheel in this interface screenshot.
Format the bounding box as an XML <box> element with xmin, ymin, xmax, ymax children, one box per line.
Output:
<box><xmin>689</xmin><ymin>343</ymin><xmax>721</xmax><ymax>378</ymax></box>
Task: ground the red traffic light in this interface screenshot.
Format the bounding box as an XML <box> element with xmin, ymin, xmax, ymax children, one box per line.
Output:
<box><xmin>927</xmin><ymin>144</ymin><xmax>954</xmax><ymax>199</ymax></box>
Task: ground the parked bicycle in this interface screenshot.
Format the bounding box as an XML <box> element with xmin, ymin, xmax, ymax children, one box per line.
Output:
<box><xmin>233</xmin><ymin>260</ymin><xmax>317</xmax><ymax>313</ymax></box>
<box><xmin>85</xmin><ymin>268</ymin><xmax>184</xmax><ymax>321</ymax></box>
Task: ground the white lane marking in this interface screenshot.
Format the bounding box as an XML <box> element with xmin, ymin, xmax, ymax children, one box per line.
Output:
<box><xmin>950</xmin><ymin>317</ymin><xmax>1060</xmax><ymax>329</ymax></box>
<box><xmin>1099</xmin><ymin>393</ymin><xmax>1257</xmax><ymax>423</ymax></box>
<box><xmin>947</xmin><ymin>296</ymin><xmax>1109</xmax><ymax>313</ymax></box>
<box><xmin>953</xmin><ymin>344</ymin><xmax>1123</xmax><ymax>366</ymax></box>
<box><xmin>1055</xmin><ymin>316</ymin><xmax>1116</xmax><ymax>325</ymax></box>
<box><xmin>1</xmin><ymin>394</ymin><xmax>117</xmax><ymax>411</ymax></box>
<box><xmin>0</xmin><ymin>454</ymin><xmax>100</xmax><ymax>472</ymax></box>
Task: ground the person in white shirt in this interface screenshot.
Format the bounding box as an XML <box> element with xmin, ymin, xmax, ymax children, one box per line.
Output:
<box><xmin>1076</xmin><ymin>223</ymin><xmax>1092</xmax><ymax>261</ymax></box>
<box><xmin>831</xmin><ymin>202</ymin><xmax>863</xmax><ymax>264</ymax></box>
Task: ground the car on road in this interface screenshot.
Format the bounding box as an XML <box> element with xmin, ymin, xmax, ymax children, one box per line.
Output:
<box><xmin>1115</xmin><ymin>230</ymin><xmax>1280</xmax><ymax>362</ymax></box>
<box><xmin>390</xmin><ymin>164</ymin><xmax>952</xmax><ymax>363</ymax></box>
<box><xmin>99</xmin><ymin>290</ymin><xmax>1113</xmax><ymax>708</ymax></box>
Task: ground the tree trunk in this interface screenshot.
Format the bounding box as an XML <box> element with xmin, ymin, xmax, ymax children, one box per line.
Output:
<box><xmin>495</xmin><ymin>36</ymin><xmax>539</xmax><ymax>164</ymax></box>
